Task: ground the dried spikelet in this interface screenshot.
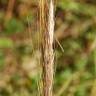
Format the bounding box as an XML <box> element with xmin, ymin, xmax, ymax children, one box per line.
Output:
<box><xmin>39</xmin><ymin>0</ymin><xmax>54</xmax><ymax>96</ymax></box>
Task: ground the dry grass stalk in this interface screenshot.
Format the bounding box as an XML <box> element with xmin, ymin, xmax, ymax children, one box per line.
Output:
<box><xmin>39</xmin><ymin>0</ymin><xmax>54</xmax><ymax>96</ymax></box>
<box><xmin>5</xmin><ymin>0</ymin><xmax>15</xmax><ymax>20</ymax></box>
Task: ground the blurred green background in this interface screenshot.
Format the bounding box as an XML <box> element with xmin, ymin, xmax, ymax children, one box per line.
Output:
<box><xmin>0</xmin><ymin>0</ymin><xmax>96</xmax><ymax>96</ymax></box>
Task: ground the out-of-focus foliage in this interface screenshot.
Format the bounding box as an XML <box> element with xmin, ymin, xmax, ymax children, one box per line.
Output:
<box><xmin>0</xmin><ymin>38</ymin><xmax>14</xmax><ymax>48</ymax></box>
<box><xmin>0</xmin><ymin>0</ymin><xmax>96</xmax><ymax>96</ymax></box>
<box><xmin>4</xmin><ymin>18</ymin><xmax>24</xmax><ymax>33</ymax></box>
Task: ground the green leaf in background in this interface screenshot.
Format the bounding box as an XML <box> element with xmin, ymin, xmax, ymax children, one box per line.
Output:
<box><xmin>16</xmin><ymin>45</ymin><xmax>32</xmax><ymax>56</ymax></box>
<box><xmin>81</xmin><ymin>72</ymin><xmax>93</xmax><ymax>82</ymax></box>
<box><xmin>0</xmin><ymin>51</ymin><xmax>5</xmax><ymax>71</ymax></box>
<box><xmin>24</xmin><ymin>13</ymin><xmax>34</xmax><ymax>24</ymax></box>
<box><xmin>0</xmin><ymin>11</ymin><xmax>4</xmax><ymax>23</ymax></box>
<box><xmin>62</xmin><ymin>39</ymin><xmax>81</xmax><ymax>56</ymax></box>
<box><xmin>59</xmin><ymin>0</ymin><xmax>80</xmax><ymax>11</ymax></box>
<box><xmin>92</xmin><ymin>50</ymin><xmax>96</xmax><ymax>76</ymax></box>
<box><xmin>85</xmin><ymin>31</ymin><xmax>96</xmax><ymax>41</ymax></box>
<box><xmin>0</xmin><ymin>38</ymin><xmax>14</xmax><ymax>48</ymax></box>
<box><xmin>74</xmin><ymin>55</ymin><xmax>88</xmax><ymax>70</ymax></box>
<box><xmin>69</xmin><ymin>40</ymin><xmax>81</xmax><ymax>50</ymax></box>
<box><xmin>4</xmin><ymin>18</ymin><xmax>25</xmax><ymax>33</ymax></box>
<box><xmin>56</xmin><ymin>69</ymin><xmax>72</xmax><ymax>84</ymax></box>
<box><xmin>61</xmin><ymin>69</ymin><xmax>72</xmax><ymax>80</ymax></box>
<box><xmin>58</xmin><ymin>0</ymin><xmax>96</xmax><ymax>16</ymax></box>
<box><xmin>75</xmin><ymin>84</ymin><xmax>87</xmax><ymax>96</ymax></box>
